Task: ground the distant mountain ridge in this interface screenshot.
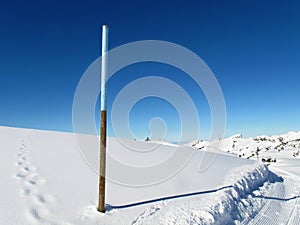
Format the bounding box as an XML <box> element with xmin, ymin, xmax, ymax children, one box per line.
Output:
<box><xmin>185</xmin><ymin>131</ymin><xmax>300</xmax><ymax>161</ymax></box>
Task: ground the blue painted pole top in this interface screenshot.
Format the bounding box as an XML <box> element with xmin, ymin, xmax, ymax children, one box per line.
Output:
<box><xmin>101</xmin><ymin>25</ymin><xmax>109</xmax><ymax>111</ymax></box>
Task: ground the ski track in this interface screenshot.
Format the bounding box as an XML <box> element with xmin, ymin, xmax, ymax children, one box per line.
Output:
<box><xmin>246</xmin><ymin>171</ymin><xmax>300</xmax><ymax>225</ymax></box>
<box><xmin>288</xmin><ymin>191</ymin><xmax>300</xmax><ymax>225</ymax></box>
<box><xmin>130</xmin><ymin>167</ymin><xmax>300</xmax><ymax>225</ymax></box>
<box><xmin>12</xmin><ymin>130</ymin><xmax>67</xmax><ymax>225</ymax></box>
<box><xmin>247</xmin><ymin>182</ymin><xmax>286</xmax><ymax>225</ymax></box>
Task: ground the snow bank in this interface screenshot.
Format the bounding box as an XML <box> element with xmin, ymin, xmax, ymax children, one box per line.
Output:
<box><xmin>126</xmin><ymin>163</ymin><xmax>270</xmax><ymax>225</ymax></box>
<box><xmin>183</xmin><ymin>164</ymin><xmax>270</xmax><ymax>224</ymax></box>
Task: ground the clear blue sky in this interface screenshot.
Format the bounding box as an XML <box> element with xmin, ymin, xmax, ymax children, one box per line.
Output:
<box><xmin>1</xmin><ymin>0</ymin><xmax>300</xmax><ymax>141</ymax></box>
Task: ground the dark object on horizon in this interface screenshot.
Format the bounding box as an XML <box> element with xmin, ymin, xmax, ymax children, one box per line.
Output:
<box><xmin>262</xmin><ymin>158</ymin><xmax>276</xmax><ymax>163</ymax></box>
<box><xmin>145</xmin><ymin>137</ymin><xmax>150</xmax><ymax>141</ymax></box>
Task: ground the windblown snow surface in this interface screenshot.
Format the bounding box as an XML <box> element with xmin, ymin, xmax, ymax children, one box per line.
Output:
<box><xmin>1</xmin><ymin>126</ymin><xmax>299</xmax><ymax>225</ymax></box>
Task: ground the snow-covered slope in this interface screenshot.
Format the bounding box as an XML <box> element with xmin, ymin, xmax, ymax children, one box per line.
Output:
<box><xmin>187</xmin><ymin>131</ymin><xmax>300</xmax><ymax>161</ymax></box>
<box><xmin>1</xmin><ymin>126</ymin><xmax>299</xmax><ymax>225</ymax></box>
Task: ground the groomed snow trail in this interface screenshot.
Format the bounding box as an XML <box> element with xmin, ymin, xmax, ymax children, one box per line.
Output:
<box><xmin>12</xmin><ymin>130</ymin><xmax>71</xmax><ymax>225</ymax></box>
<box><xmin>130</xmin><ymin>165</ymin><xmax>269</xmax><ymax>225</ymax></box>
<box><xmin>130</xmin><ymin>165</ymin><xmax>300</xmax><ymax>225</ymax></box>
<box><xmin>241</xmin><ymin>169</ymin><xmax>300</xmax><ymax>225</ymax></box>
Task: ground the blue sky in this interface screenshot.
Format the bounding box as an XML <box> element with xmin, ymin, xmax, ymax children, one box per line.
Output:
<box><xmin>0</xmin><ymin>0</ymin><xmax>300</xmax><ymax>141</ymax></box>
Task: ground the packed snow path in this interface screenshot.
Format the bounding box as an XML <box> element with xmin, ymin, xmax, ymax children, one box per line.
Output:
<box><xmin>243</xmin><ymin>169</ymin><xmax>300</xmax><ymax>225</ymax></box>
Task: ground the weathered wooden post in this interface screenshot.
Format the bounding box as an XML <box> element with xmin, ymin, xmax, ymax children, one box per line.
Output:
<box><xmin>98</xmin><ymin>24</ymin><xmax>109</xmax><ymax>213</ymax></box>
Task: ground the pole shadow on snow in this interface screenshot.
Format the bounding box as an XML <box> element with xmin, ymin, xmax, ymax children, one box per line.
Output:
<box><xmin>107</xmin><ymin>185</ymin><xmax>233</xmax><ymax>210</ymax></box>
<box><xmin>253</xmin><ymin>170</ymin><xmax>300</xmax><ymax>202</ymax></box>
<box><xmin>106</xmin><ymin>168</ymin><xmax>294</xmax><ymax>210</ymax></box>
<box><xmin>253</xmin><ymin>195</ymin><xmax>300</xmax><ymax>201</ymax></box>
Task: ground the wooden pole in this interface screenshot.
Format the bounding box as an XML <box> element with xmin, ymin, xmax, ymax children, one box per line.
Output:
<box><xmin>98</xmin><ymin>110</ymin><xmax>107</xmax><ymax>212</ymax></box>
<box><xmin>98</xmin><ymin>25</ymin><xmax>109</xmax><ymax>213</ymax></box>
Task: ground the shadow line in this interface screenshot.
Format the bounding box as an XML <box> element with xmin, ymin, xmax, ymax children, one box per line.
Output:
<box><xmin>108</xmin><ymin>185</ymin><xmax>233</xmax><ymax>210</ymax></box>
<box><xmin>107</xmin><ymin>168</ymin><xmax>290</xmax><ymax>210</ymax></box>
<box><xmin>254</xmin><ymin>195</ymin><xmax>300</xmax><ymax>201</ymax></box>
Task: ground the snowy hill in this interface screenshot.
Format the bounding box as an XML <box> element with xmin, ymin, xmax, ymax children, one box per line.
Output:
<box><xmin>187</xmin><ymin>131</ymin><xmax>300</xmax><ymax>161</ymax></box>
<box><xmin>0</xmin><ymin>126</ymin><xmax>299</xmax><ymax>224</ymax></box>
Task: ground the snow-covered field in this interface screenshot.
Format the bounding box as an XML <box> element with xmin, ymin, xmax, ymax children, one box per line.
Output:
<box><xmin>1</xmin><ymin>126</ymin><xmax>299</xmax><ymax>225</ymax></box>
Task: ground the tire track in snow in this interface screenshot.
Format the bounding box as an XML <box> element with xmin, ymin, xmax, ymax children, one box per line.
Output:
<box><xmin>12</xmin><ymin>130</ymin><xmax>69</xmax><ymax>225</ymax></box>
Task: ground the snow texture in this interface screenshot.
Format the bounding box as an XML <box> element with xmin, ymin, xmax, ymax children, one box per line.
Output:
<box><xmin>0</xmin><ymin>126</ymin><xmax>299</xmax><ymax>225</ymax></box>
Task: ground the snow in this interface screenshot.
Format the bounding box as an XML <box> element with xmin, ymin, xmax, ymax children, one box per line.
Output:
<box><xmin>187</xmin><ymin>131</ymin><xmax>300</xmax><ymax>161</ymax></box>
<box><xmin>1</xmin><ymin>126</ymin><xmax>299</xmax><ymax>224</ymax></box>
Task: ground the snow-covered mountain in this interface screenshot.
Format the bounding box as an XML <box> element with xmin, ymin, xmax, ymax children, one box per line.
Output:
<box><xmin>186</xmin><ymin>131</ymin><xmax>300</xmax><ymax>161</ymax></box>
<box><xmin>1</xmin><ymin>126</ymin><xmax>299</xmax><ymax>225</ymax></box>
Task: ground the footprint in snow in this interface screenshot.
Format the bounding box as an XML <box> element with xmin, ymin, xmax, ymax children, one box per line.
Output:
<box><xmin>14</xmin><ymin>132</ymin><xmax>62</xmax><ymax>225</ymax></box>
<box><xmin>20</xmin><ymin>187</ymin><xmax>31</xmax><ymax>197</ymax></box>
<box><xmin>13</xmin><ymin>173</ymin><xmax>27</xmax><ymax>180</ymax></box>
